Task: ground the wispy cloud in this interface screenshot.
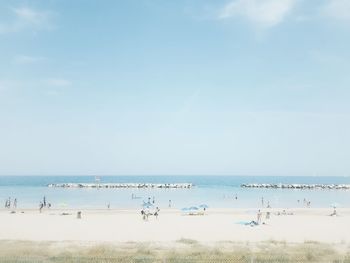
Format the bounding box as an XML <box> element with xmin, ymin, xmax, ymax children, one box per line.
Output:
<box><xmin>12</xmin><ymin>55</ymin><xmax>46</xmax><ymax>65</ymax></box>
<box><xmin>0</xmin><ymin>7</ymin><xmax>54</xmax><ymax>34</ymax></box>
<box><xmin>322</xmin><ymin>0</ymin><xmax>350</xmax><ymax>22</ymax></box>
<box><xmin>45</xmin><ymin>78</ymin><xmax>72</xmax><ymax>88</ymax></box>
<box><xmin>218</xmin><ymin>0</ymin><xmax>297</xmax><ymax>28</ymax></box>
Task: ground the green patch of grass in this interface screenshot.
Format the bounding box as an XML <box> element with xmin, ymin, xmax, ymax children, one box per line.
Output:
<box><xmin>0</xmin><ymin>240</ymin><xmax>348</xmax><ymax>263</ymax></box>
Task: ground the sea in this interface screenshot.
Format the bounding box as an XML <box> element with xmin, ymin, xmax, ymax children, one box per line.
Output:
<box><xmin>0</xmin><ymin>176</ymin><xmax>349</xmax><ymax>209</ymax></box>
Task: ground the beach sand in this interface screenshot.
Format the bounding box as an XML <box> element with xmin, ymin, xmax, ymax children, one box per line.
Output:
<box><xmin>0</xmin><ymin>208</ymin><xmax>349</xmax><ymax>243</ymax></box>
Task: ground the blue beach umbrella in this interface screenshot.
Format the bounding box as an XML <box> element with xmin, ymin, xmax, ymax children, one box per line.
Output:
<box><xmin>189</xmin><ymin>206</ymin><xmax>199</xmax><ymax>211</ymax></box>
<box><xmin>330</xmin><ymin>203</ymin><xmax>341</xmax><ymax>208</ymax></box>
<box><xmin>142</xmin><ymin>202</ymin><xmax>154</xmax><ymax>209</ymax></box>
<box><xmin>198</xmin><ymin>204</ymin><xmax>209</xmax><ymax>209</ymax></box>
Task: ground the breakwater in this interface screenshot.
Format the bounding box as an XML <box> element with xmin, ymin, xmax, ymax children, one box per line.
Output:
<box><xmin>241</xmin><ymin>183</ymin><xmax>350</xmax><ymax>190</ymax></box>
<box><xmin>47</xmin><ymin>183</ymin><xmax>193</xmax><ymax>189</ymax></box>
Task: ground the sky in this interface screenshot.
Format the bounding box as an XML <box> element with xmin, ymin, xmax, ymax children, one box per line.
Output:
<box><xmin>0</xmin><ymin>0</ymin><xmax>350</xmax><ymax>176</ymax></box>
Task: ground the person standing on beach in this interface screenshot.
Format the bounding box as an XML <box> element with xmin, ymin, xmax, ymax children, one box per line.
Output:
<box><xmin>141</xmin><ymin>209</ymin><xmax>145</xmax><ymax>220</ymax></box>
<box><xmin>13</xmin><ymin>198</ymin><xmax>17</xmax><ymax>209</ymax></box>
<box><xmin>168</xmin><ymin>200</ymin><xmax>172</xmax><ymax>208</ymax></box>
<box><xmin>257</xmin><ymin>210</ymin><xmax>262</xmax><ymax>224</ymax></box>
<box><xmin>43</xmin><ymin>196</ymin><xmax>46</xmax><ymax>207</ymax></box>
<box><xmin>7</xmin><ymin>197</ymin><xmax>11</xmax><ymax>209</ymax></box>
<box><xmin>39</xmin><ymin>202</ymin><xmax>44</xmax><ymax>213</ymax></box>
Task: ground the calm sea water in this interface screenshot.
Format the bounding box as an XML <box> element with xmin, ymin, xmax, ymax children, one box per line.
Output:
<box><xmin>0</xmin><ymin>176</ymin><xmax>349</xmax><ymax>209</ymax></box>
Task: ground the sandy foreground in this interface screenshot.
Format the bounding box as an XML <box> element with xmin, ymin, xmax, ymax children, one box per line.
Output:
<box><xmin>0</xmin><ymin>208</ymin><xmax>349</xmax><ymax>243</ymax></box>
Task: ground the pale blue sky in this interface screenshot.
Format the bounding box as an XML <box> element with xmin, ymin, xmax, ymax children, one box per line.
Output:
<box><xmin>0</xmin><ymin>0</ymin><xmax>350</xmax><ymax>176</ymax></box>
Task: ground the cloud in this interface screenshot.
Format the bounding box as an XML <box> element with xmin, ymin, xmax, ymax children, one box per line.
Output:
<box><xmin>0</xmin><ymin>7</ymin><xmax>54</xmax><ymax>34</ymax></box>
<box><xmin>218</xmin><ymin>0</ymin><xmax>297</xmax><ymax>28</ymax></box>
<box><xmin>12</xmin><ymin>55</ymin><xmax>46</xmax><ymax>65</ymax></box>
<box><xmin>45</xmin><ymin>78</ymin><xmax>72</xmax><ymax>88</ymax></box>
<box><xmin>322</xmin><ymin>0</ymin><xmax>350</xmax><ymax>22</ymax></box>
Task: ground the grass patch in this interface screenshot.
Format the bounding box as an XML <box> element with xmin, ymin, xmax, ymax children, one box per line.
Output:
<box><xmin>0</xmin><ymin>240</ymin><xmax>348</xmax><ymax>262</ymax></box>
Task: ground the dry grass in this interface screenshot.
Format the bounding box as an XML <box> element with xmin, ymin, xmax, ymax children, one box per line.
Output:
<box><xmin>0</xmin><ymin>240</ymin><xmax>349</xmax><ymax>263</ymax></box>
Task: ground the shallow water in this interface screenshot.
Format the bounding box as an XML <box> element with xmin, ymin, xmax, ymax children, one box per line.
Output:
<box><xmin>0</xmin><ymin>176</ymin><xmax>349</xmax><ymax>209</ymax></box>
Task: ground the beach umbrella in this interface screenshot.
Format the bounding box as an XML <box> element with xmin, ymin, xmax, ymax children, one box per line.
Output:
<box><xmin>189</xmin><ymin>206</ymin><xmax>199</xmax><ymax>211</ymax></box>
<box><xmin>142</xmin><ymin>202</ymin><xmax>153</xmax><ymax>209</ymax></box>
<box><xmin>181</xmin><ymin>207</ymin><xmax>189</xmax><ymax>212</ymax></box>
<box><xmin>330</xmin><ymin>203</ymin><xmax>341</xmax><ymax>208</ymax></box>
<box><xmin>198</xmin><ymin>204</ymin><xmax>209</xmax><ymax>209</ymax></box>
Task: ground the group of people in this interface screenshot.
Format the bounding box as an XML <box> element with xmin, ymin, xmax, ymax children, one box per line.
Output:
<box><xmin>141</xmin><ymin>206</ymin><xmax>160</xmax><ymax>221</ymax></box>
<box><xmin>4</xmin><ymin>197</ymin><xmax>17</xmax><ymax>209</ymax></box>
<box><xmin>140</xmin><ymin>196</ymin><xmax>162</xmax><ymax>221</ymax></box>
<box><xmin>39</xmin><ymin>196</ymin><xmax>51</xmax><ymax>213</ymax></box>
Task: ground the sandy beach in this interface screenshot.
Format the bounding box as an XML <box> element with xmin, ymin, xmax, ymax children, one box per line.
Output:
<box><xmin>1</xmin><ymin>208</ymin><xmax>349</xmax><ymax>244</ymax></box>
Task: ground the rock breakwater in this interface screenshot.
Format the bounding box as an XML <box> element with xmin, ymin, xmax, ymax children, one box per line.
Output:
<box><xmin>241</xmin><ymin>183</ymin><xmax>350</xmax><ymax>190</ymax></box>
<box><xmin>47</xmin><ymin>183</ymin><xmax>193</xmax><ymax>189</ymax></box>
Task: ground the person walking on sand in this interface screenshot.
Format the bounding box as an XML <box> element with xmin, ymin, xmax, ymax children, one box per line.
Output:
<box><xmin>43</xmin><ymin>196</ymin><xmax>46</xmax><ymax>207</ymax></box>
<box><xmin>154</xmin><ymin>207</ymin><xmax>160</xmax><ymax>219</ymax></box>
<box><xmin>168</xmin><ymin>200</ymin><xmax>172</xmax><ymax>208</ymax></box>
<box><xmin>39</xmin><ymin>202</ymin><xmax>44</xmax><ymax>213</ymax></box>
<box><xmin>13</xmin><ymin>198</ymin><xmax>17</xmax><ymax>209</ymax></box>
